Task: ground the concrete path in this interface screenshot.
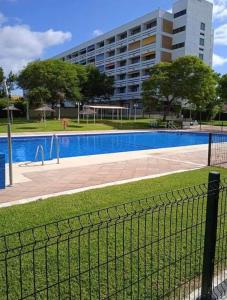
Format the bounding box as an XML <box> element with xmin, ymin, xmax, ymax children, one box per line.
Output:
<box><xmin>0</xmin><ymin>144</ymin><xmax>208</xmax><ymax>207</ymax></box>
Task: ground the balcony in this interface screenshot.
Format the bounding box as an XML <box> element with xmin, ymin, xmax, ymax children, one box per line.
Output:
<box><xmin>128</xmin><ymin>63</ymin><xmax>140</xmax><ymax>72</ymax></box>
<box><xmin>141</xmin><ymin>60</ymin><xmax>155</xmax><ymax>68</ymax></box>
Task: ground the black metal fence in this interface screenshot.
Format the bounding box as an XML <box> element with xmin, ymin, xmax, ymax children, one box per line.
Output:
<box><xmin>0</xmin><ymin>172</ymin><xmax>227</xmax><ymax>300</ymax></box>
<box><xmin>208</xmin><ymin>133</ymin><xmax>227</xmax><ymax>166</ymax></box>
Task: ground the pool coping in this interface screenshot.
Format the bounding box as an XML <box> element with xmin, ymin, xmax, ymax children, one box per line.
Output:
<box><xmin>1</xmin><ymin>167</ymin><xmax>202</xmax><ymax>208</ymax></box>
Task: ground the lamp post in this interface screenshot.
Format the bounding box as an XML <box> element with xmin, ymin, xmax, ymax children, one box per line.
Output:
<box><xmin>3</xmin><ymin>79</ymin><xmax>10</xmax><ymax>124</ymax></box>
<box><xmin>199</xmin><ymin>105</ymin><xmax>202</xmax><ymax>131</ymax></box>
<box><xmin>3</xmin><ymin>79</ymin><xmax>13</xmax><ymax>185</ymax></box>
<box><xmin>76</xmin><ymin>102</ymin><xmax>80</xmax><ymax>124</ymax></box>
<box><xmin>134</xmin><ymin>103</ymin><xmax>138</xmax><ymax>121</ymax></box>
<box><xmin>56</xmin><ymin>103</ymin><xmax>61</xmax><ymax>120</ymax></box>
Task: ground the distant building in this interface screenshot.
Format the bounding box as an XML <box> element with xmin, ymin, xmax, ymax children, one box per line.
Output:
<box><xmin>53</xmin><ymin>0</ymin><xmax>213</xmax><ymax>108</ymax></box>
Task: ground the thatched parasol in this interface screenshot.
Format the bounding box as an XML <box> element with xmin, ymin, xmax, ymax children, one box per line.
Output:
<box><xmin>3</xmin><ymin>105</ymin><xmax>21</xmax><ymax>123</ymax></box>
<box><xmin>34</xmin><ymin>105</ymin><xmax>55</xmax><ymax>123</ymax></box>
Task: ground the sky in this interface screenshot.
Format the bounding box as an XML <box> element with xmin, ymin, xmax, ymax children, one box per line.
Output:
<box><xmin>0</xmin><ymin>0</ymin><xmax>227</xmax><ymax>76</ymax></box>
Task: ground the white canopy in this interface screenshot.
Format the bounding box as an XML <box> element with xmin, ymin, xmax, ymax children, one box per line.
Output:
<box><xmin>83</xmin><ymin>105</ymin><xmax>128</xmax><ymax>123</ymax></box>
<box><xmin>84</xmin><ymin>105</ymin><xmax>128</xmax><ymax>110</ymax></box>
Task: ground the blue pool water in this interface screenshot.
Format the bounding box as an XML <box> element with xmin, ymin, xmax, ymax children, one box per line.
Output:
<box><xmin>0</xmin><ymin>131</ymin><xmax>209</xmax><ymax>163</ymax></box>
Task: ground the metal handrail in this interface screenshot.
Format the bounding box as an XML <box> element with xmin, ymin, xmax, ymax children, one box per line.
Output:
<box><xmin>35</xmin><ymin>145</ymin><xmax>44</xmax><ymax>166</ymax></box>
<box><xmin>50</xmin><ymin>134</ymin><xmax>60</xmax><ymax>164</ymax></box>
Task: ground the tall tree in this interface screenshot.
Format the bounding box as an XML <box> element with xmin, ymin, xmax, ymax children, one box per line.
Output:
<box><xmin>219</xmin><ymin>74</ymin><xmax>227</xmax><ymax>103</ymax></box>
<box><xmin>172</xmin><ymin>56</ymin><xmax>217</xmax><ymax>110</ymax></box>
<box><xmin>142</xmin><ymin>62</ymin><xmax>181</xmax><ymax>120</ymax></box>
<box><xmin>6</xmin><ymin>71</ymin><xmax>17</xmax><ymax>96</ymax></box>
<box><xmin>0</xmin><ymin>67</ymin><xmax>4</xmax><ymax>97</ymax></box>
<box><xmin>142</xmin><ymin>56</ymin><xmax>218</xmax><ymax>120</ymax></box>
<box><xmin>82</xmin><ymin>65</ymin><xmax>114</xmax><ymax>101</ymax></box>
<box><xmin>0</xmin><ymin>67</ymin><xmax>3</xmax><ymax>84</ymax></box>
<box><xmin>17</xmin><ymin>60</ymin><xmax>87</xmax><ymax>107</ymax></box>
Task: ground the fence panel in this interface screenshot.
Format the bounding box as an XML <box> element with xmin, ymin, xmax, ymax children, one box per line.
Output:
<box><xmin>209</xmin><ymin>133</ymin><xmax>227</xmax><ymax>166</ymax></box>
<box><xmin>0</xmin><ymin>179</ymin><xmax>227</xmax><ymax>299</ymax></box>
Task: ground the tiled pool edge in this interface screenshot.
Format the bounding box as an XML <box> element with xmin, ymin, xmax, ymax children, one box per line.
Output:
<box><xmin>0</xmin><ymin>167</ymin><xmax>201</xmax><ymax>208</ymax></box>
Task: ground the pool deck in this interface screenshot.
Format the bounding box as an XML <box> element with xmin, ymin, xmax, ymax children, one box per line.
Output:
<box><xmin>0</xmin><ymin>140</ymin><xmax>208</xmax><ymax>207</ymax></box>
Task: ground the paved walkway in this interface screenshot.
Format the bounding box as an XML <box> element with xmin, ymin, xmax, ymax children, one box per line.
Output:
<box><xmin>0</xmin><ymin>145</ymin><xmax>208</xmax><ymax>207</ymax></box>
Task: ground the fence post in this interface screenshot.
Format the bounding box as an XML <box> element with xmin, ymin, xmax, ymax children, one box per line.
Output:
<box><xmin>199</xmin><ymin>172</ymin><xmax>220</xmax><ymax>300</ymax></box>
<box><xmin>208</xmin><ymin>133</ymin><xmax>212</xmax><ymax>166</ymax></box>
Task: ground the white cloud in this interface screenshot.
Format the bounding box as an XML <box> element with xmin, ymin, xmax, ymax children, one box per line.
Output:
<box><xmin>0</xmin><ymin>12</ymin><xmax>72</xmax><ymax>74</ymax></box>
<box><xmin>213</xmin><ymin>0</ymin><xmax>227</xmax><ymax>20</ymax></box>
<box><xmin>214</xmin><ymin>23</ymin><xmax>227</xmax><ymax>45</ymax></box>
<box><xmin>213</xmin><ymin>53</ymin><xmax>227</xmax><ymax>66</ymax></box>
<box><xmin>92</xmin><ymin>29</ymin><xmax>103</xmax><ymax>37</ymax></box>
<box><xmin>0</xmin><ymin>12</ymin><xmax>7</xmax><ymax>25</ymax></box>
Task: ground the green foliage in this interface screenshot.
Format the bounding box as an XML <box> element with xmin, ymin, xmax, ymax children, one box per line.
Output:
<box><xmin>17</xmin><ymin>60</ymin><xmax>87</xmax><ymax>107</ymax></box>
<box><xmin>0</xmin><ymin>97</ymin><xmax>8</xmax><ymax>109</ymax></box>
<box><xmin>142</xmin><ymin>62</ymin><xmax>181</xmax><ymax>119</ymax></box>
<box><xmin>172</xmin><ymin>56</ymin><xmax>217</xmax><ymax>109</ymax></box>
<box><xmin>219</xmin><ymin>74</ymin><xmax>227</xmax><ymax>103</ymax></box>
<box><xmin>6</xmin><ymin>71</ymin><xmax>17</xmax><ymax>94</ymax></box>
<box><xmin>27</xmin><ymin>87</ymin><xmax>51</xmax><ymax>106</ymax></box>
<box><xmin>142</xmin><ymin>56</ymin><xmax>218</xmax><ymax>118</ymax></box>
<box><xmin>0</xmin><ymin>67</ymin><xmax>3</xmax><ymax>84</ymax></box>
<box><xmin>82</xmin><ymin>65</ymin><xmax>114</xmax><ymax>101</ymax></box>
<box><xmin>0</xmin><ymin>67</ymin><xmax>5</xmax><ymax>97</ymax></box>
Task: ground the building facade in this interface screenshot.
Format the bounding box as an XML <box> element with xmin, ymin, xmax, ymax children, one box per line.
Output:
<box><xmin>53</xmin><ymin>0</ymin><xmax>213</xmax><ymax>107</ymax></box>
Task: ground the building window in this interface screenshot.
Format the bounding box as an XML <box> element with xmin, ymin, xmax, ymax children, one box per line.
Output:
<box><xmin>97</xmin><ymin>41</ymin><xmax>104</xmax><ymax>48</ymax></box>
<box><xmin>161</xmin><ymin>51</ymin><xmax>172</xmax><ymax>62</ymax></box>
<box><xmin>118</xmin><ymin>87</ymin><xmax>126</xmax><ymax>94</ymax></box>
<box><xmin>172</xmin><ymin>42</ymin><xmax>185</xmax><ymax>49</ymax></box>
<box><xmin>118</xmin><ymin>46</ymin><xmax>127</xmax><ymax>54</ymax></box>
<box><xmin>142</xmin><ymin>35</ymin><xmax>156</xmax><ymax>46</ymax></box>
<box><xmin>107</xmin><ymin>50</ymin><xmax>115</xmax><ymax>57</ymax></box>
<box><xmin>79</xmin><ymin>60</ymin><xmax>86</xmax><ymax>65</ymax></box>
<box><xmin>118</xmin><ymin>31</ymin><xmax>127</xmax><ymax>40</ymax></box>
<box><xmin>96</xmin><ymin>53</ymin><xmax>104</xmax><ymax>61</ymax></box>
<box><xmin>143</xmin><ymin>69</ymin><xmax>150</xmax><ymax>76</ymax></box>
<box><xmin>128</xmin><ymin>41</ymin><xmax>140</xmax><ymax>51</ymax></box>
<box><xmin>200</xmin><ymin>38</ymin><xmax>205</xmax><ymax>46</ymax></box>
<box><xmin>97</xmin><ymin>65</ymin><xmax>105</xmax><ymax>72</ymax></box>
<box><xmin>106</xmin><ymin>63</ymin><xmax>115</xmax><ymax>70</ymax></box>
<box><xmin>173</xmin><ymin>25</ymin><xmax>186</xmax><ymax>34</ymax></box>
<box><xmin>162</xmin><ymin>36</ymin><xmax>172</xmax><ymax>49</ymax></box>
<box><xmin>119</xmin><ymin>60</ymin><xmax>127</xmax><ymax>67</ymax></box>
<box><xmin>128</xmin><ymin>72</ymin><xmax>140</xmax><ymax>79</ymax></box>
<box><xmin>87</xmin><ymin>57</ymin><xmax>95</xmax><ymax>64</ymax></box>
<box><xmin>142</xmin><ymin>52</ymin><xmax>156</xmax><ymax>61</ymax></box>
<box><xmin>174</xmin><ymin>9</ymin><xmax>187</xmax><ymax>18</ymax></box>
<box><xmin>163</xmin><ymin>19</ymin><xmax>173</xmax><ymax>34</ymax></box>
<box><xmin>201</xmin><ymin>22</ymin><xmax>205</xmax><ymax>31</ymax></box>
<box><xmin>199</xmin><ymin>48</ymin><xmax>204</xmax><ymax>51</ymax></box>
<box><xmin>79</xmin><ymin>48</ymin><xmax>86</xmax><ymax>55</ymax></box>
<box><xmin>129</xmin><ymin>85</ymin><xmax>140</xmax><ymax>92</ymax></box>
<box><xmin>144</xmin><ymin>19</ymin><xmax>157</xmax><ymax>30</ymax></box>
<box><xmin>199</xmin><ymin>53</ymin><xmax>204</xmax><ymax>60</ymax></box>
<box><xmin>130</xmin><ymin>26</ymin><xmax>141</xmax><ymax>36</ymax></box>
<box><xmin>72</xmin><ymin>52</ymin><xmax>78</xmax><ymax>58</ymax></box>
<box><xmin>130</xmin><ymin>56</ymin><xmax>140</xmax><ymax>64</ymax></box>
<box><xmin>107</xmin><ymin>36</ymin><xmax>115</xmax><ymax>44</ymax></box>
<box><xmin>119</xmin><ymin>73</ymin><xmax>126</xmax><ymax>80</ymax></box>
<box><xmin>87</xmin><ymin>44</ymin><xmax>95</xmax><ymax>52</ymax></box>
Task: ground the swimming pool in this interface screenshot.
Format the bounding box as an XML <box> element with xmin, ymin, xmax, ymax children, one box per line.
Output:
<box><xmin>0</xmin><ymin>131</ymin><xmax>209</xmax><ymax>163</ymax></box>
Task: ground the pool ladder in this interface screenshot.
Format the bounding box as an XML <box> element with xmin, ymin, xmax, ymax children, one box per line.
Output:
<box><xmin>35</xmin><ymin>145</ymin><xmax>45</xmax><ymax>166</ymax></box>
<box><xmin>34</xmin><ymin>134</ymin><xmax>60</xmax><ymax>166</ymax></box>
<box><xmin>49</xmin><ymin>134</ymin><xmax>60</xmax><ymax>164</ymax></box>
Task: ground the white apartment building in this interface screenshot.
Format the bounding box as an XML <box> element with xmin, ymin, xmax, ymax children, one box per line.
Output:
<box><xmin>53</xmin><ymin>0</ymin><xmax>213</xmax><ymax>107</ymax></box>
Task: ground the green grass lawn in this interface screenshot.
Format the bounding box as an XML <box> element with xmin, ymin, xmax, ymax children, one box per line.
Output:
<box><xmin>0</xmin><ymin>118</ymin><xmax>152</xmax><ymax>133</ymax></box>
<box><xmin>0</xmin><ymin>167</ymin><xmax>226</xmax><ymax>299</ymax></box>
<box><xmin>203</xmin><ymin>120</ymin><xmax>227</xmax><ymax>126</ymax></box>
